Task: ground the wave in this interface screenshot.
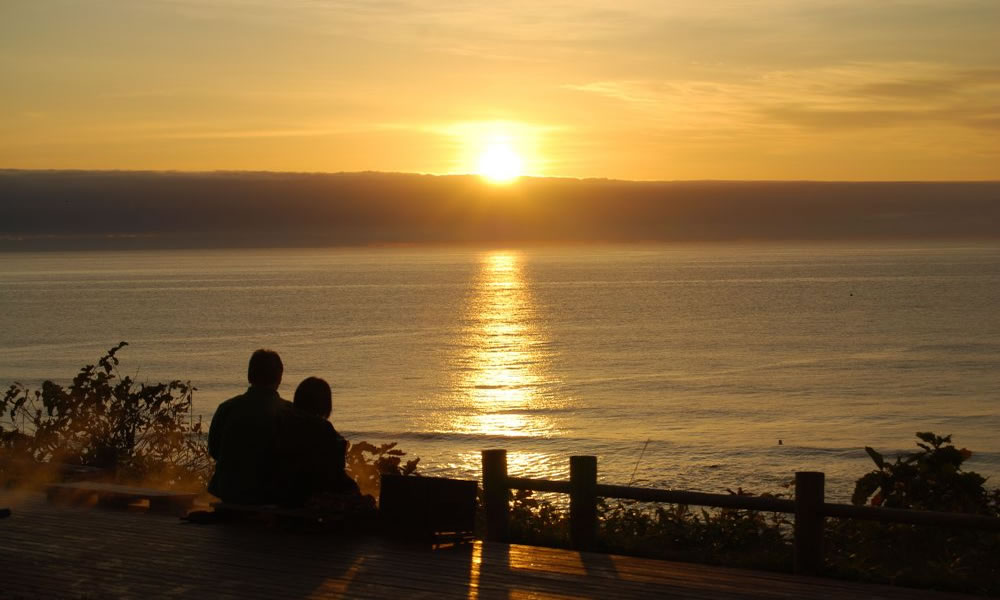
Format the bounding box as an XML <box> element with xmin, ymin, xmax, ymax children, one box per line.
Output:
<box><xmin>905</xmin><ymin>342</ymin><xmax>1000</xmax><ymax>354</ymax></box>
<box><xmin>340</xmin><ymin>431</ymin><xmax>1000</xmax><ymax>465</ymax></box>
<box><xmin>744</xmin><ymin>444</ymin><xmax>1000</xmax><ymax>466</ymax></box>
<box><xmin>343</xmin><ymin>429</ymin><xmax>587</xmax><ymax>445</ymax></box>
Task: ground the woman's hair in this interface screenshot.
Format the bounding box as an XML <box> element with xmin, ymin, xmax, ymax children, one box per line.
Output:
<box><xmin>293</xmin><ymin>376</ymin><xmax>332</xmax><ymax>419</ymax></box>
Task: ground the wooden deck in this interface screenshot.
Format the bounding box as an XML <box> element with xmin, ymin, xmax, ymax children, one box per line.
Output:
<box><xmin>1</xmin><ymin>492</ymin><xmax>974</xmax><ymax>600</ymax></box>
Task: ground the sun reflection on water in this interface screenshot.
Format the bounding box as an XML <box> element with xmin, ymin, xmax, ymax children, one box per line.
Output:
<box><xmin>449</xmin><ymin>251</ymin><xmax>560</xmax><ymax>439</ymax></box>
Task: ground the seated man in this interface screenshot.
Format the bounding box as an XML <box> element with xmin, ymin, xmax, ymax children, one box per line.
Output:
<box><xmin>208</xmin><ymin>349</ymin><xmax>291</xmax><ymax>504</ymax></box>
<box><xmin>272</xmin><ymin>376</ymin><xmax>361</xmax><ymax>508</ymax></box>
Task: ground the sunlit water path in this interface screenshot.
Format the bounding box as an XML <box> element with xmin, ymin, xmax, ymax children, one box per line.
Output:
<box><xmin>2</xmin><ymin>244</ymin><xmax>999</xmax><ymax>500</ymax></box>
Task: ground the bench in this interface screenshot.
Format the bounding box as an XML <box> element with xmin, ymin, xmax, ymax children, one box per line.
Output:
<box><xmin>45</xmin><ymin>482</ymin><xmax>197</xmax><ymax>514</ymax></box>
<box><xmin>378</xmin><ymin>475</ymin><xmax>477</xmax><ymax>542</ymax></box>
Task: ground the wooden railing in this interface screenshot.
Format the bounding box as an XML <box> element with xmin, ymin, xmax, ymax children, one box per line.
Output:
<box><xmin>481</xmin><ymin>449</ymin><xmax>1000</xmax><ymax>575</ymax></box>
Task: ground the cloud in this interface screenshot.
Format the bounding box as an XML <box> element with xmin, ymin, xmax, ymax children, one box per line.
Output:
<box><xmin>566</xmin><ymin>62</ymin><xmax>1000</xmax><ymax>135</ymax></box>
<box><xmin>849</xmin><ymin>69</ymin><xmax>1000</xmax><ymax>100</ymax></box>
<box><xmin>562</xmin><ymin>81</ymin><xmax>664</xmax><ymax>106</ymax></box>
<box><xmin>757</xmin><ymin>107</ymin><xmax>922</xmax><ymax>130</ymax></box>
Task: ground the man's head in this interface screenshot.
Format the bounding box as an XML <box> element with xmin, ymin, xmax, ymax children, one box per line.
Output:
<box><xmin>293</xmin><ymin>377</ymin><xmax>332</xmax><ymax>419</ymax></box>
<box><xmin>247</xmin><ymin>349</ymin><xmax>283</xmax><ymax>389</ymax></box>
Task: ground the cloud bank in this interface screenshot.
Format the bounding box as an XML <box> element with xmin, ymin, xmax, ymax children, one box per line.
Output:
<box><xmin>1</xmin><ymin>170</ymin><xmax>997</xmax><ymax>250</ymax></box>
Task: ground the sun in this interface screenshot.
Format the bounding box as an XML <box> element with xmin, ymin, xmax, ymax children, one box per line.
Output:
<box><xmin>477</xmin><ymin>142</ymin><xmax>523</xmax><ymax>184</ymax></box>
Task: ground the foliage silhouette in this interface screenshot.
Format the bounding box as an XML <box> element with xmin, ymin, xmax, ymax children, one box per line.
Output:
<box><xmin>852</xmin><ymin>432</ymin><xmax>998</xmax><ymax>515</ymax></box>
<box><xmin>500</xmin><ymin>487</ymin><xmax>792</xmax><ymax>572</ymax></box>
<box><xmin>1</xmin><ymin>343</ymin><xmax>208</xmax><ymax>490</ymax></box>
<box><xmin>345</xmin><ymin>440</ymin><xmax>420</xmax><ymax>498</ymax></box>
<box><xmin>825</xmin><ymin>432</ymin><xmax>1000</xmax><ymax>594</ymax></box>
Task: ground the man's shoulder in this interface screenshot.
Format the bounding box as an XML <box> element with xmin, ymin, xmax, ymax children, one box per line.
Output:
<box><xmin>216</xmin><ymin>393</ymin><xmax>246</xmax><ymax>409</ymax></box>
<box><xmin>210</xmin><ymin>393</ymin><xmax>243</xmax><ymax>418</ymax></box>
<box><xmin>210</xmin><ymin>394</ymin><xmax>241</xmax><ymax>422</ymax></box>
<box><xmin>222</xmin><ymin>388</ymin><xmax>289</xmax><ymax>410</ymax></box>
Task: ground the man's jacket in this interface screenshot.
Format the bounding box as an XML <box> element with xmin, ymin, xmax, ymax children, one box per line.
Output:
<box><xmin>207</xmin><ymin>386</ymin><xmax>291</xmax><ymax>503</ymax></box>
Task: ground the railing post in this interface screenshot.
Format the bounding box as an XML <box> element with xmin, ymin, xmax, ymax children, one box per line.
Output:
<box><xmin>482</xmin><ymin>449</ymin><xmax>510</xmax><ymax>542</ymax></box>
<box><xmin>794</xmin><ymin>471</ymin><xmax>825</xmax><ymax>576</ymax></box>
<box><xmin>570</xmin><ymin>455</ymin><xmax>598</xmax><ymax>551</ymax></box>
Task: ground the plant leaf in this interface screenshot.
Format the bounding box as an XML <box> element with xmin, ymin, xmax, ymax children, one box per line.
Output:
<box><xmin>865</xmin><ymin>446</ymin><xmax>885</xmax><ymax>470</ymax></box>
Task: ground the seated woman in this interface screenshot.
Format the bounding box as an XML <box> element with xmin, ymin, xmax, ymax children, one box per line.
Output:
<box><xmin>272</xmin><ymin>377</ymin><xmax>360</xmax><ymax>508</ymax></box>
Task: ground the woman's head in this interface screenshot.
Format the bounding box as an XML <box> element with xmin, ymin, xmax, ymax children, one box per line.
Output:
<box><xmin>293</xmin><ymin>376</ymin><xmax>332</xmax><ymax>419</ymax></box>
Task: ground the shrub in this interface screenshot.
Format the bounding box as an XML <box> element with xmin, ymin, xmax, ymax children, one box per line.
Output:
<box><xmin>826</xmin><ymin>432</ymin><xmax>1000</xmax><ymax>595</ymax></box>
<box><xmin>852</xmin><ymin>432</ymin><xmax>998</xmax><ymax>516</ymax></box>
<box><xmin>599</xmin><ymin>492</ymin><xmax>791</xmax><ymax>570</ymax></box>
<box><xmin>509</xmin><ymin>489</ymin><xmax>570</xmax><ymax>546</ymax></box>
<box><xmin>345</xmin><ymin>441</ymin><xmax>420</xmax><ymax>498</ymax></box>
<box><xmin>499</xmin><ymin>488</ymin><xmax>791</xmax><ymax>571</ymax></box>
<box><xmin>1</xmin><ymin>342</ymin><xmax>209</xmax><ymax>490</ymax></box>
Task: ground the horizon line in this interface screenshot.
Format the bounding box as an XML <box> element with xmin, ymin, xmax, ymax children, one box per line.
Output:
<box><xmin>2</xmin><ymin>167</ymin><xmax>999</xmax><ymax>186</ymax></box>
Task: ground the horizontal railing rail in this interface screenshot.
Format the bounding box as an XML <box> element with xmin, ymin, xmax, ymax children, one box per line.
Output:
<box><xmin>599</xmin><ymin>484</ymin><xmax>795</xmax><ymax>512</ymax></box>
<box><xmin>822</xmin><ymin>502</ymin><xmax>1000</xmax><ymax>530</ymax></box>
<box><xmin>481</xmin><ymin>449</ymin><xmax>1000</xmax><ymax>576</ymax></box>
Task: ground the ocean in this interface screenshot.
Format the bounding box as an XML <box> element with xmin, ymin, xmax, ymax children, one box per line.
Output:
<box><xmin>2</xmin><ymin>243</ymin><xmax>998</xmax><ymax>500</ymax></box>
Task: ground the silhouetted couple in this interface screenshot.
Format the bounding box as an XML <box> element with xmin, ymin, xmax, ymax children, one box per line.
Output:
<box><xmin>207</xmin><ymin>349</ymin><xmax>360</xmax><ymax>508</ymax></box>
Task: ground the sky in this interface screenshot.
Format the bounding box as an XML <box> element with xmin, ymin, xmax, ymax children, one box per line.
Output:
<box><xmin>2</xmin><ymin>0</ymin><xmax>999</xmax><ymax>180</ymax></box>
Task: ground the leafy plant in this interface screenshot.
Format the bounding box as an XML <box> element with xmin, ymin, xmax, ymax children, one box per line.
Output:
<box><xmin>1</xmin><ymin>342</ymin><xmax>209</xmax><ymax>490</ymax></box>
<box><xmin>508</xmin><ymin>489</ymin><xmax>570</xmax><ymax>546</ymax></box>
<box><xmin>345</xmin><ymin>440</ymin><xmax>420</xmax><ymax>498</ymax></box>
<box><xmin>598</xmin><ymin>487</ymin><xmax>792</xmax><ymax>570</ymax></box>
<box><xmin>853</xmin><ymin>432</ymin><xmax>995</xmax><ymax>515</ymax></box>
<box><xmin>498</xmin><ymin>487</ymin><xmax>792</xmax><ymax>571</ymax></box>
<box><xmin>827</xmin><ymin>432</ymin><xmax>1000</xmax><ymax>595</ymax></box>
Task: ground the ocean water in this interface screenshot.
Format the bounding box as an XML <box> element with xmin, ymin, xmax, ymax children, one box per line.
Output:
<box><xmin>2</xmin><ymin>243</ymin><xmax>999</xmax><ymax>501</ymax></box>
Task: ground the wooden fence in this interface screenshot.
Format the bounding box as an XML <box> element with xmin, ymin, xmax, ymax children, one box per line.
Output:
<box><xmin>480</xmin><ymin>449</ymin><xmax>1000</xmax><ymax>575</ymax></box>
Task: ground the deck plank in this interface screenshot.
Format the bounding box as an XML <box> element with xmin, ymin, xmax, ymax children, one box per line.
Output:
<box><xmin>47</xmin><ymin>482</ymin><xmax>197</xmax><ymax>498</ymax></box>
<box><xmin>0</xmin><ymin>493</ymin><xmax>975</xmax><ymax>600</ymax></box>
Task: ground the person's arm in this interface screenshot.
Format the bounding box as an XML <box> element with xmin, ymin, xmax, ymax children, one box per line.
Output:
<box><xmin>207</xmin><ymin>402</ymin><xmax>230</xmax><ymax>460</ymax></box>
<box><xmin>333</xmin><ymin>432</ymin><xmax>347</xmax><ymax>471</ymax></box>
<box><xmin>319</xmin><ymin>423</ymin><xmax>358</xmax><ymax>493</ymax></box>
<box><xmin>334</xmin><ymin>431</ymin><xmax>360</xmax><ymax>494</ymax></box>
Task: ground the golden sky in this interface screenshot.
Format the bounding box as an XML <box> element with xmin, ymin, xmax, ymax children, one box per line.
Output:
<box><xmin>2</xmin><ymin>0</ymin><xmax>999</xmax><ymax>180</ymax></box>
